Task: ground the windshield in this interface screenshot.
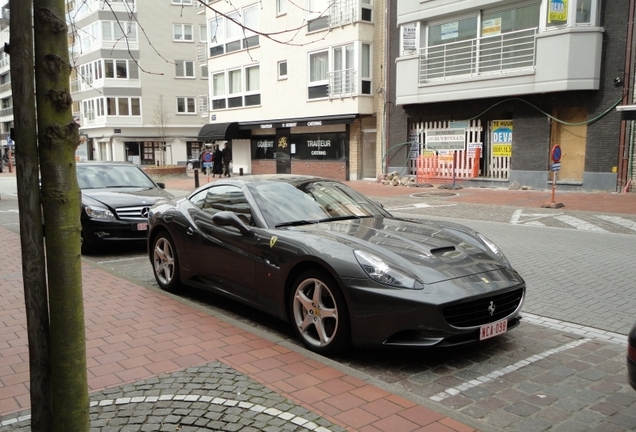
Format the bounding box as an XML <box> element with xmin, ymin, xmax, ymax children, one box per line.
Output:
<box><xmin>248</xmin><ymin>180</ymin><xmax>390</xmax><ymax>228</ymax></box>
<box><xmin>77</xmin><ymin>164</ymin><xmax>157</xmax><ymax>189</ymax></box>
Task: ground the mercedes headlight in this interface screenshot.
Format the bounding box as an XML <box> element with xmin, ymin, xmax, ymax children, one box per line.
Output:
<box><xmin>477</xmin><ymin>233</ymin><xmax>511</xmax><ymax>267</ymax></box>
<box><xmin>84</xmin><ymin>205</ymin><xmax>116</xmax><ymax>220</ymax></box>
<box><xmin>354</xmin><ymin>250</ymin><xmax>423</xmax><ymax>289</ymax></box>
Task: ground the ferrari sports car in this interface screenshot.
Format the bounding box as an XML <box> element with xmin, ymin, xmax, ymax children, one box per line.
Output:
<box><xmin>77</xmin><ymin>162</ymin><xmax>173</xmax><ymax>254</ymax></box>
<box><xmin>148</xmin><ymin>175</ymin><xmax>525</xmax><ymax>355</ymax></box>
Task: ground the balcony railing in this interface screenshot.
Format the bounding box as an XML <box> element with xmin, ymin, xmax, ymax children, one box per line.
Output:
<box><xmin>0</xmin><ymin>82</ymin><xmax>11</xmax><ymax>94</ymax></box>
<box><xmin>328</xmin><ymin>69</ymin><xmax>356</xmax><ymax>98</ymax></box>
<box><xmin>329</xmin><ymin>0</ymin><xmax>356</xmax><ymax>27</ymax></box>
<box><xmin>419</xmin><ymin>28</ymin><xmax>537</xmax><ymax>83</ymax></box>
<box><xmin>0</xmin><ymin>106</ymin><xmax>13</xmax><ymax>117</ymax></box>
<box><xmin>0</xmin><ymin>57</ymin><xmax>9</xmax><ymax>70</ymax></box>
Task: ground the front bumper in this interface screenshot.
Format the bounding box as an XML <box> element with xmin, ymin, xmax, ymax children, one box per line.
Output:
<box><xmin>82</xmin><ymin>218</ymin><xmax>149</xmax><ymax>244</ymax></box>
<box><xmin>342</xmin><ymin>268</ymin><xmax>525</xmax><ymax>348</ymax></box>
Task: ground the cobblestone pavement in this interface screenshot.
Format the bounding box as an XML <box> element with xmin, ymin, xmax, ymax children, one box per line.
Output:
<box><xmin>1</xmin><ymin>363</ymin><xmax>345</xmax><ymax>432</ymax></box>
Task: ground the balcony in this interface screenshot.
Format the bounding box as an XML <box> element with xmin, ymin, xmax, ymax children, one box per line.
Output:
<box><xmin>0</xmin><ymin>106</ymin><xmax>13</xmax><ymax>118</ymax></box>
<box><xmin>329</xmin><ymin>69</ymin><xmax>356</xmax><ymax>98</ymax></box>
<box><xmin>396</xmin><ymin>26</ymin><xmax>603</xmax><ymax>105</ymax></box>
<box><xmin>0</xmin><ymin>81</ymin><xmax>11</xmax><ymax>94</ymax></box>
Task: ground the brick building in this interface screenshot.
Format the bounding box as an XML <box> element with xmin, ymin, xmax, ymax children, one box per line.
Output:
<box><xmin>388</xmin><ymin>0</ymin><xmax>633</xmax><ymax>192</ymax></box>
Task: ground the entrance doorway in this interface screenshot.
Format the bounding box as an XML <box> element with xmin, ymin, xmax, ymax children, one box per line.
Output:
<box><xmin>362</xmin><ymin>130</ymin><xmax>377</xmax><ymax>179</ymax></box>
<box><xmin>550</xmin><ymin>107</ymin><xmax>587</xmax><ymax>183</ymax></box>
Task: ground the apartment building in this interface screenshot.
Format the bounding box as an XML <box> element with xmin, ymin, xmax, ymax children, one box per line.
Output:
<box><xmin>389</xmin><ymin>0</ymin><xmax>632</xmax><ymax>192</ymax></box>
<box><xmin>68</xmin><ymin>0</ymin><xmax>209</xmax><ymax>165</ymax></box>
<box><xmin>0</xmin><ymin>2</ymin><xmax>12</xmax><ymax>151</ymax></box>
<box><xmin>199</xmin><ymin>0</ymin><xmax>386</xmax><ymax>181</ymax></box>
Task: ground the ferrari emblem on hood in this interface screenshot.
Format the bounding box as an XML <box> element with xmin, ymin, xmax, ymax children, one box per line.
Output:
<box><xmin>270</xmin><ymin>236</ymin><xmax>278</xmax><ymax>248</ymax></box>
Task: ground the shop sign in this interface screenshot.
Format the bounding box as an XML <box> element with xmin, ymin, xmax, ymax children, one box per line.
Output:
<box><xmin>492</xmin><ymin>120</ymin><xmax>512</xmax><ymax>157</ymax></box>
<box><xmin>548</xmin><ymin>0</ymin><xmax>568</xmax><ymax>22</ymax></box>
<box><xmin>441</xmin><ymin>22</ymin><xmax>459</xmax><ymax>40</ymax></box>
<box><xmin>307</xmin><ymin>121</ymin><xmax>322</xmax><ymax>126</ymax></box>
<box><xmin>260</xmin><ymin>124</ymin><xmax>273</xmax><ymax>129</ymax></box>
<box><xmin>482</xmin><ymin>18</ymin><xmax>502</xmax><ymax>36</ymax></box>
<box><xmin>402</xmin><ymin>24</ymin><xmax>417</xmax><ymax>53</ymax></box>
<box><xmin>425</xmin><ymin>129</ymin><xmax>465</xmax><ymax>151</ymax></box>
<box><xmin>283</xmin><ymin>122</ymin><xmax>297</xmax><ymax>128</ymax></box>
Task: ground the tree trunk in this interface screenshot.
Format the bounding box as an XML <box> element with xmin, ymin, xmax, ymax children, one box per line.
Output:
<box><xmin>10</xmin><ymin>1</ymin><xmax>52</xmax><ymax>430</ymax></box>
<box><xmin>33</xmin><ymin>0</ymin><xmax>90</xmax><ymax>430</ymax></box>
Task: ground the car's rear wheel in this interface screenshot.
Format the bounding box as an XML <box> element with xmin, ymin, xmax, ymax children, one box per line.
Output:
<box><xmin>186</xmin><ymin>162</ymin><xmax>194</xmax><ymax>170</ymax></box>
<box><xmin>152</xmin><ymin>231</ymin><xmax>181</xmax><ymax>293</ymax></box>
<box><xmin>290</xmin><ymin>271</ymin><xmax>350</xmax><ymax>355</ymax></box>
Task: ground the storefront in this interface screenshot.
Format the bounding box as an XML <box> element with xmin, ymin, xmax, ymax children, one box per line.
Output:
<box><xmin>198</xmin><ymin>115</ymin><xmax>357</xmax><ymax>181</ymax></box>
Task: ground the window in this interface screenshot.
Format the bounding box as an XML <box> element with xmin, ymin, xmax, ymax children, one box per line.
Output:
<box><xmin>277</xmin><ymin>0</ymin><xmax>287</xmax><ymax>15</ymax></box>
<box><xmin>308</xmin><ymin>51</ymin><xmax>328</xmax><ymax>99</ymax></box>
<box><xmin>308</xmin><ymin>0</ymin><xmax>329</xmax><ymax>32</ymax></box>
<box><xmin>278</xmin><ymin>60</ymin><xmax>287</xmax><ymax>80</ymax></box>
<box><xmin>208</xmin><ymin>4</ymin><xmax>259</xmax><ymax>57</ymax></box>
<box><xmin>546</xmin><ymin>0</ymin><xmax>598</xmax><ymax>27</ymax></box>
<box><xmin>106</xmin><ymin>97</ymin><xmax>141</xmax><ymax>116</ymax></box>
<box><xmin>177</xmin><ymin>97</ymin><xmax>196</xmax><ymax>114</ymax></box>
<box><xmin>175</xmin><ymin>60</ymin><xmax>195</xmax><ymax>78</ymax></box>
<box><xmin>102</xmin><ymin>21</ymin><xmax>137</xmax><ymax>42</ymax></box>
<box><xmin>201</xmin><ymin>64</ymin><xmax>209</xmax><ymax>79</ymax></box>
<box><xmin>172</xmin><ymin>0</ymin><xmax>192</xmax><ymax>4</ymax></box>
<box><xmin>361</xmin><ymin>43</ymin><xmax>371</xmax><ymax>94</ymax></box>
<box><xmin>332</xmin><ymin>44</ymin><xmax>354</xmax><ymax>94</ymax></box>
<box><xmin>103</xmin><ymin>59</ymin><xmax>139</xmax><ymax>79</ymax></box>
<box><xmin>199</xmin><ymin>24</ymin><xmax>207</xmax><ymax>42</ymax></box>
<box><xmin>173</xmin><ymin>24</ymin><xmax>193</xmax><ymax>41</ymax></box>
<box><xmin>211</xmin><ymin>65</ymin><xmax>261</xmax><ymax>110</ymax></box>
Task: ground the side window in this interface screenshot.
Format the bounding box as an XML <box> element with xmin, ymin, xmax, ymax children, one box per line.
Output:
<box><xmin>192</xmin><ymin>185</ymin><xmax>254</xmax><ymax>224</ymax></box>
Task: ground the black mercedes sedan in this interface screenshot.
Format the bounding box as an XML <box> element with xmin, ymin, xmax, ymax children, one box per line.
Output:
<box><xmin>77</xmin><ymin>162</ymin><xmax>173</xmax><ymax>254</ymax></box>
<box><xmin>629</xmin><ymin>322</ymin><xmax>636</xmax><ymax>390</ymax></box>
<box><xmin>147</xmin><ymin>175</ymin><xmax>525</xmax><ymax>355</ymax></box>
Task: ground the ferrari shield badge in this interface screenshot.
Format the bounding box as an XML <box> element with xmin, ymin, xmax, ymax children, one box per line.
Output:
<box><xmin>270</xmin><ymin>236</ymin><xmax>278</xmax><ymax>248</ymax></box>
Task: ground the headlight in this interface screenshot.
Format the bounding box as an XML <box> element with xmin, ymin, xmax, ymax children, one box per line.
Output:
<box><xmin>476</xmin><ymin>233</ymin><xmax>511</xmax><ymax>267</ymax></box>
<box><xmin>84</xmin><ymin>205</ymin><xmax>116</xmax><ymax>220</ymax></box>
<box><xmin>354</xmin><ymin>250</ymin><xmax>423</xmax><ymax>289</ymax></box>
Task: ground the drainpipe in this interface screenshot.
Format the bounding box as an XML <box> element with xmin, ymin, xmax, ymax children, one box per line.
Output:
<box><xmin>618</xmin><ymin>0</ymin><xmax>636</xmax><ymax>190</ymax></box>
<box><xmin>384</xmin><ymin>0</ymin><xmax>391</xmax><ymax>175</ymax></box>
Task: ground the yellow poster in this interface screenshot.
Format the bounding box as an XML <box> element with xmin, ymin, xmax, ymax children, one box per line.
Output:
<box><xmin>492</xmin><ymin>120</ymin><xmax>512</xmax><ymax>157</ymax></box>
<box><xmin>482</xmin><ymin>18</ymin><xmax>502</xmax><ymax>36</ymax></box>
<box><xmin>548</xmin><ymin>0</ymin><xmax>568</xmax><ymax>23</ymax></box>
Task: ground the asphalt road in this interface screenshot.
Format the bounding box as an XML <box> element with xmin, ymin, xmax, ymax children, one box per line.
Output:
<box><xmin>1</xmin><ymin>183</ymin><xmax>635</xmax><ymax>431</ymax></box>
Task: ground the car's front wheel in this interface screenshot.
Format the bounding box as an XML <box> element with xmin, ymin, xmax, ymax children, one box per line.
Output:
<box><xmin>290</xmin><ymin>271</ymin><xmax>350</xmax><ymax>355</ymax></box>
<box><xmin>152</xmin><ymin>231</ymin><xmax>181</xmax><ymax>293</ymax></box>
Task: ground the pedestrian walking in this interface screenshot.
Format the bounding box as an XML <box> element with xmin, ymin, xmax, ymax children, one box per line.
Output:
<box><xmin>212</xmin><ymin>144</ymin><xmax>223</xmax><ymax>178</ymax></box>
<box><xmin>222</xmin><ymin>143</ymin><xmax>232</xmax><ymax>177</ymax></box>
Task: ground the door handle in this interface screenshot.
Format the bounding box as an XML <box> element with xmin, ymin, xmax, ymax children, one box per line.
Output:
<box><xmin>186</xmin><ymin>227</ymin><xmax>194</xmax><ymax>236</ymax></box>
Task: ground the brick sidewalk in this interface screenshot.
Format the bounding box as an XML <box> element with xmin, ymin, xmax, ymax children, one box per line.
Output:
<box><xmin>0</xmin><ymin>227</ymin><xmax>475</xmax><ymax>431</ymax></box>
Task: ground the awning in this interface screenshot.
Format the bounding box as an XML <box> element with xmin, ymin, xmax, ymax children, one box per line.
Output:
<box><xmin>197</xmin><ymin>122</ymin><xmax>249</xmax><ymax>142</ymax></box>
<box><xmin>616</xmin><ymin>104</ymin><xmax>636</xmax><ymax>120</ymax></box>
<box><xmin>238</xmin><ymin>114</ymin><xmax>358</xmax><ymax>130</ymax></box>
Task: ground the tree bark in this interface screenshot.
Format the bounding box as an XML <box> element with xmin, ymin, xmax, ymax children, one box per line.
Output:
<box><xmin>33</xmin><ymin>0</ymin><xmax>90</xmax><ymax>430</ymax></box>
<box><xmin>10</xmin><ymin>1</ymin><xmax>52</xmax><ymax>431</ymax></box>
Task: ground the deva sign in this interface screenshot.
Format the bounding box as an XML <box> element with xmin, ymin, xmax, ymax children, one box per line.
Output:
<box><xmin>492</xmin><ymin>120</ymin><xmax>512</xmax><ymax>157</ymax></box>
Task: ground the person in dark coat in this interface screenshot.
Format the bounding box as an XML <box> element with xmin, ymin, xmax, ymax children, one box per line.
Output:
<box><xmin>212</xmin><ymin>144</ymin><xmax>223</xmax><ymax>177</ymax></box>
<box><xmin>222</xmin><ymin>143</ymin><xmax>232</xmax><ymax>177</ymax></box>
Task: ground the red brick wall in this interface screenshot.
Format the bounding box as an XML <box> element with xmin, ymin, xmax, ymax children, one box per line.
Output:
<box><xmin>250</xmin><ymin>160</ymin><xmax>347</xmax><ymax>181</ymax></box>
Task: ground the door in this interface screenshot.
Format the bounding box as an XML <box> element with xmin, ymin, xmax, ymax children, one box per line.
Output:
<box><xmin>362</xmin><ymin>130</ymin><xmax>377</xmax><ymax>178</ymax></box>
<box><xmin>187</xmin><ymin>185</ymin><xmax>258</xmax><ymax>302</ymax></box>
<box><xmin>551</xmin><ymin>107</ymin><xmax>587</xmax><ymax>182</ymax></box>
<box><xmin>276</xmin><ymin>128</ymin><xmax>291</xmax><ymax>174</ymax></box>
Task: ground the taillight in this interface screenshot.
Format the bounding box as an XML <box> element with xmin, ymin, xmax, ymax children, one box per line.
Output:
<box><xmin>629</xmin><ymin>344</ymin><xmax>636</xmax><ymax>361</ymax></box>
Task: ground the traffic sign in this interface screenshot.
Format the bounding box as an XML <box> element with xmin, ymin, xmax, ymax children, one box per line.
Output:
<box><xmin>551</xmin><ymin>145</ymin><xmax>562</xmax><ymax>163</ymax></box>
<box><xmin>551</xmin><ymin>162</ymin><xmax>561</xmax><ymax>171</ymax></box>
<box><xmin>202</xmin><ymin>151</ymin><xmax>213</xmax><ymax>162</ymax></box>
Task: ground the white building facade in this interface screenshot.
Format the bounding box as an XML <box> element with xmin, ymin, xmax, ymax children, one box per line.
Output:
<box><xmin>200</xmin><ymin>0</ymin><xmax>386</xmax><ymax>181</ymax></box>
<box><xmin>69</xmin><ymin>0</ymin><xmax>209</xmax><ymax>166</ymax></box>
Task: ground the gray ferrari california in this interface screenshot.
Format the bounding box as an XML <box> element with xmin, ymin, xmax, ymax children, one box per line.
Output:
<box><xmin>148</xmin><ymin>175</ymin><xmax>525</xmax><ymax>355</ymax></box>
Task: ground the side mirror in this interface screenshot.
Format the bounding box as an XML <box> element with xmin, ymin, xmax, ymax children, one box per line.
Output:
<box><xmin>212</xmin><ymin>211</ymin><xmax>253</xmax><ymax>236</ymax></box>
<box><xmin>156</xmin><ymin>182</ymin><xmax>166</xmax><ymax>189</ymax></box>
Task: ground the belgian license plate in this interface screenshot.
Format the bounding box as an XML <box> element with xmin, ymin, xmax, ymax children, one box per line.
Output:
<box><xmin>136</xmin><ymin>222</ymin><xmax>148</xmax><ymax>231</ymax></box>
<box><xmin>480</xmin><ymin>319</ymin><xmax>507</xmax><ymax>341</ymax></box>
